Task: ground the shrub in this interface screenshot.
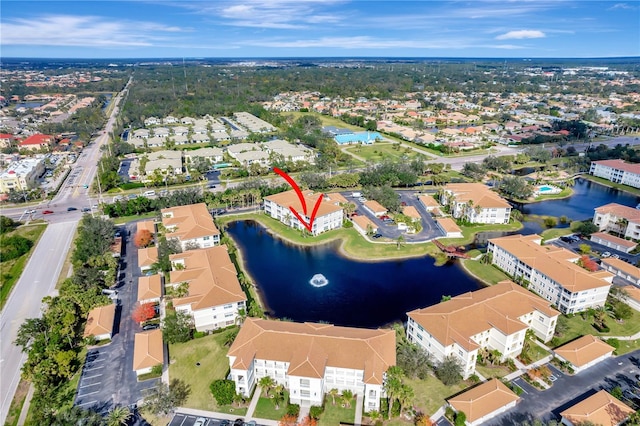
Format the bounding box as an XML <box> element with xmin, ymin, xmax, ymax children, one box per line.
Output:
<box><xmin>151</xmin><ymin>364</ymin><xmax>163</xmax><ymax>375</ymax></box>
<box><xmin>286</xmin><ymin>403</ymin><xmax>300</xmax><ymax>417</ymax></box>
<box><xmin>607</xmin><ymin>338</ymin><xmax>620</xmax><ymax>353</ymax></box>
<box><xmin>309</xmin><ymin>405</ymin><xmax>323</xmax><ymax>420</ymax></box>
<box><xmin>193</xmin><ymin>331</ymin><xmax>206</xmax><ymax>339</ymax></box>
<box><xmin>454</xmin><ymin>411</ymin><xmax>466</xmax><ymax>426</ymax></box>
<box><xmin>210</xmin><ymin>379</ymin><xmax>236</xmax><ymax>406</ymax></box>
<box><xmin>0</xmin><ymin>234</ymin><xmax>33</xmax><ymax>261</ymax></box>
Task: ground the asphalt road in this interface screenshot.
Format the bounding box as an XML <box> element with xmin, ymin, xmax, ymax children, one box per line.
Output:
<box><xmin>488</xmin><ymin>350</ymin><xmax>640</xmax><ymax>425</ymax></box>
<box><xmin>0</xmin><ymin>79</ymin><xmax>130</xmax><ymax>424</ymax></box>
<box><xmin>0</xmin><ymin>220</ymin><xmax>78</xmax><ymax>422</ymax></box>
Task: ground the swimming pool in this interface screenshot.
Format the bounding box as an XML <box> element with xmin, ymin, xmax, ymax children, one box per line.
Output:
<box><xmin>536</xmin><ymin>184</ymin><xmax>561</xmax><ymax>195</ymax></box>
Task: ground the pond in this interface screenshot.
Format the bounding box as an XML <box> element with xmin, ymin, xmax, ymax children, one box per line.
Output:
<box><xmin>520</xmin><ymin>178</ymin><xmax>639</xmax><ymax>221</ymax></box>
<box><xmin>226</xmin><ymin>221</ymin><xmax>483</xmax><ymax>328</ymax></box>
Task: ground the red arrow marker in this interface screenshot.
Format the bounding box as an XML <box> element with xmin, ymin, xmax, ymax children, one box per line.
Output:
<box><xmin>273</xmin><ymin>167</ymin><xmax>323</xmax><ymax>233</ymax></box>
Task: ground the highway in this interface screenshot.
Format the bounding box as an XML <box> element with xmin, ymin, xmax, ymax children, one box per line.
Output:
<box><xmin>0</xmin><ymin>78</ymin><xmax>130</xmax><ymax>425</ymax></box>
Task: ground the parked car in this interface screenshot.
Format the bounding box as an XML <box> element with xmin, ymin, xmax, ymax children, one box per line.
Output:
<box><xmin>24</xmin><ymin>209</ymin><xmax>36</xmax><ymax>214</ymax></box>
<box><xmin>82</xmin><ymin>207</ymin><xmax>91</xmax><ymax>212</ymax></box>
<box><xmin>194</xmin><ymin>418</ymin><xmax>207</xmax><ymax>426</ymax></box>
<box><xmin>234</xmin><ymin>419</ymin><xmax>245</xmax><ymax>426</ymax></box>
<box><xmin>42</xmin><ymin>210</ymin><xmax>54</xmax><ymax>214</ymax></box>
<box><xmin>372</xmin><ymin>233</ymin><xmax>382</xmax><ymax>239</ymax></box>
<box><xmin>602</xmin><ymin>252</ymin><xmax>611</xmax><ymax>258</ymax></box>
<box><xmin>67</xmin><ymin>206</ymin><xmax>78</xmax><ymax>211</ymax></box>
<box><xmin>142</xmin><ymin>323</ymin><xmax>159</xmax><ymax>331</ymax></box>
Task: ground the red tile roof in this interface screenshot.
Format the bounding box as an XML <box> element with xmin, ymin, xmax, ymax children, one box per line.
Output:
<box><xmin>593</xmin><ymin>159</ymin><xmax>640</xmax><ymax>174</ymax></box>
<box><xmin>19</xmin><ymin>134</ymin><xmax>53</xmax><ymax>146</ymax></box>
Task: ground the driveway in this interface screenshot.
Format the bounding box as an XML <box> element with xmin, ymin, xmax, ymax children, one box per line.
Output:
<box><xmin>74</xmin><ymin>222</ymin><xmax>159</xmax><ymax>413</ymax></box>
<box><xmin>487</xmin><ymin>350</ymin><xmax>640</xmax><ymax>425</ymax></box>
<box><xmin>170</xmin><ymin>412</ymin><xmax>268</xmax><ymax>426</ymax></box>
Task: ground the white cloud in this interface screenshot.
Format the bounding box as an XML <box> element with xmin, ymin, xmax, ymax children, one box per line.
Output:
<box><xmin>608</xmin><ymin>3</ymin><xmax>637</xmax><ymax>10</ymax></box>
<box><xmin>496</xmin><ymin>30</ymin><xmax>546</xmax><ymax>40</ymax></box>
<box><xmin>1</xmin><ymin>15</ymin><xmax>188</xmax><ymax>47</ymax></box>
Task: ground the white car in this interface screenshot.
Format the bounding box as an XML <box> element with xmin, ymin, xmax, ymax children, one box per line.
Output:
<box><xmin>602</xmin><ymin>252</ymin><xmax>611</xmax><ymax>258</ymax></box>
<box><xmin>24</xmin><ymin>209</ymin><xmax>36</xmax><ymax>214</ymax></box>
<box><xmin>194</xmin><ymin>418</ymin><xmax>207</xmax><ymax>426</ymax></box>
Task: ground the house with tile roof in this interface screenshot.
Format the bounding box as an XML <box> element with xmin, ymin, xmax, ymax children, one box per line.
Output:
<box><xmin>439</xmin><ymin>183</ymin><xmax>512</xmax><ymax>224</ymax></box>
<box><xmin>435</xmin><ymin>217</ymin><xmax>463</xmax><ymax>238</ymax></box>
<box><xmin>590</xmin><ymin>232</ymin><xmax>636</xmax><ymax>253</ymax></box>
<box><xmin>590</xmin><ymin>159</ymin><xmax>640</xmax><ymax>189</ymax></box>
<box><xmin>593</xmin><ymin>203</ymin><xmax>640</xmax><ymax>240</ymax></box>
<box><xmin>161</xmin><ymin>203</ymin><xmax>220</xmax><ymax>250</ymax></box>
<box><xmin>133</xmin><ymin>329</ymin><xmax>164</xmax><ymax>376</ymax></box>
<box><xmin>137</xmin><ymin>246</ymin><xmax>158</xmax><ymax>273</ymax></box>
<box><xmin>407</xmin><ymin>281</ymin><xmax>559</xmax><ymax>379</ymax></box>
<box><xmin>83</xmin><ymin>304</ymin><xmax>116</xmax><ymax>341</ymax></box>
<box><xmin>352</xmin><ymin>215</ymin><xmax>378</xmax><ymax>236</ymax></box>
<box><xmin>560</xmin><ymin>390</ymin><xmax>634</xmax><ymax>426</ymax></box>
<box><xmin>137</xmin><ymin>275</ymin><xmax>162</xmax><ymax>304</ymax></box>
<box><xmin>554</xmin><ymin>335</ymin><xmax>616</xmax><ymax>373</ymax></box>
<box><xmin>169</xmin><ymin>245</ymin><xmax>246</xmax><ymax>331</ymax></box>
<box><xmin>362</xmin><ymin>200</ymin><xmax>388</xmax><ymax>217</ymax></box>
<box><xmin>18</xmin><ymin>134</ymin><xmax>53</xmax><ymax>151</ymax></box>
<box><xmin>227</xmin><ymin>318</ymin><xmax>395</xmax><ymax>412</ymax></box>
<box><xmin>616</xmin><ymin>285</ymin><xmax>640</xmax><ymax>311</ymax></box>
<box><xmin>601</xmin><ymin>257</ymin><xmax>640</xmax><ymax>285</ymax></box>
<box><xmin>264</xmin><ymin>189</ymin><xmax>343</xmax><ymax>236</ymax></box>
<box><xmin>488</xmin><ymin>234</ymin><xmax>613</xmax><ymax>314</ymax></box>
<box><xmin>0</xmin><ymin>134</ymin><xmax>14</xmax><ymax>148</ymax></box>
<box><xmin>447</xmin><ymin>379</ymin><xmax>520</xmax><ymax>426</ymax></box>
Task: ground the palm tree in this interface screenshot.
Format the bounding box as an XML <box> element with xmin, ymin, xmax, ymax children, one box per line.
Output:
<box><xmin>396</xmin><ymin>384</ymin><xmax>414</xmax><ymax>416</ymax></box>
<box><xmin>328</xmin><ymin>388</ymin><xmax>339</xmax><ymax>405</ymax></box>
<box><xmin>106</xmin><ymin>406</ymin><xmax>132</xmax><ymax>426</ymax></box>
<box><xmin>271</xmin><ymin>384</ymin><xmax>286</xmax><ymax>410</ymax></box>
<box><xmin>384</xmin><ymin>366</ymin><xmax>404</xmax><ymax>419</ymax></box>
<box><xmin>259</xmin><ymin>376</ymin><xmax>275</xmax><ymax>397</ymax></box>
<box><xmin>341</xmin><ymin>389</ymin><xmax>354</xmax><ymax>408</ymax></box>
<box><xmin>396</xmin><ymin>235</ymin><xmax>405</xmax><ymax>250</ymax></box>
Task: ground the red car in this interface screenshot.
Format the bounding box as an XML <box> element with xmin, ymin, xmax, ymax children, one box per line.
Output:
<box><xmin>42</xmin><ymin>210</ymin><xmax>54</xmax><ymax>214</ymax></box>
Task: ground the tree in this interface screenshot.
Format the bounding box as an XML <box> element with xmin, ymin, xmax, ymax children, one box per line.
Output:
<box><xmin>154</xmin><ymin>236</ymin><xmax>182</xmax><ymax>273</ymax></box>
<box><xmin>72</xmin><ymin>215</ymin><xmax>116</xmax><ymax>266</ymax></box>
<box><xmin>575</xmin><ymin>221</ymin><xmax>599</xmax><ymax>236</ymax></box>
<box><xmin>210</xmin><ymin>379</ymin><xmax>236</xmax><ymax>406</ymax></box>
<box><xmin>106</xmin><ymin>406</ymin><xmax>132</xmax><ymax>426</ymax></box>
<box><xmin>396</xmin><ymin>342</ymin><xmax>432</xmax><ymax>379</ymax></box>
<box><xmin>162</xmin><ymin>311</ymin><xmax>193</xmax><ymax>344</ymax></box>
<box><xmin>341</xmin><ymin>389</ymin><xmax>354</xmax><ymax>408</ymax></box>
<box><xmin>132</xmin><ymin>302</ymin><xmax>156</xmax><ymax>323</ymax></box>
<box><xmin>272</xmin><ymin>384</ymin><xmax>286</xmax><ymax>410</ymax></box>
<box><xmin>435</xmin><ymin>356</ymin><xmax>463</xmax><ymax>386</ymax></box>
<box><xmin>384</xmin><ymin>366</ymin><xmax>404</xmax><ymax>419</ymax></box>
<box><xmin>498</xmin><ymin>176</ymin><xmax>533</xmax><ymax>200</ymax></box>
<box><xmin>328</xmin><ymin>388</ymin><xmax>339</xmax><ymax>405</ymax></box>
<box><xmin>461</xmin><ymin>162</ymin><xmax>486</xmax><ymax>181</ymax></box>
<box><xmin>144</xmin><ymin>378</ymin><xmax>191</xmax><ymax>416</ymax></box>
<box><xmin>396</xmin><ymin>235</ymin><xmax>405</xmax><ymax>250</ymax></box>
<box><xmin>134</xmin><ymin>229</ymin><xmax>154</xmax><ymax>248</ymax></box>
<box><xmin>454</xmin><ymin>411</ymin><xmax>467</xmax><ymax>426</ymax></box>
<box><xmin>259</xmin><ymin>376</ymin><xmax>276</xmax><ymax>396</ymax></box>
<box><xmin>0</xmin><ymin>215</ymin><xmax>20</xmax><ymax>233</ymax></box>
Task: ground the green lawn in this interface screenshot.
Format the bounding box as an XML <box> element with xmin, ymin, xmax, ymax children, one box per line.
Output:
<box><xmin>319</xmin><ymin>400</ymin><xmax>357</xmax><ymax>426</ymax></box>
<box><xmin>345</xmin><ymin>143</ymin><xmax>420</xmax><ymax>161</ymax></box>
<box><xmin>460</xmin><ymin>260</ymin><xmax>510</xmax><ymax>285</ymax></box>
<box><xmin>615</xmin><ymin>338</ymin><xmax>640</xmax><ymax>355</ymax></box>
<box><xmin>168</xmin><ymin>329</ymin><xmax>237</xmax><ymax>411</ymax></box>
<box><xmin>540</xmin><ymin>227</ymin><xmax>574</xmax><ymax>242</ymax></box>
<box><xmin>217</xmin><ymin>213</ymin><xmax>440</xmax><ymax>261</ymax></box>
<box><xmin>0</xmin><ymin>223</ymin><xmax>47</xmax><ymax>309</ymax></box>
<box><xmin>252</xmin><ymin>396</ymin><xmax>290</xmax><ymax>421</ymax></box>
<box><xmin>476</xmin><ymin>364</ymin><xmax>514</xmax><ymax>379</ymax></box>
<box><xmin>438</xmin><ymin>220</ymin><xmax>523</xmax><ymax>246</ymax></box>
<box><xmin>519</xmin><ymin>342</ymin><xmax>551</xmax><ymax>365</ymax></box>
<box><xmin>553</xmin><ymin>310</ymin><xmax>640</xmax><ymax>347</ymax></box>
<box><xmin>531</xmin><ymin>187</ymin><xmax>574</xmax><ymax>202</ymax></box>
<box><xmin>282</xmin><ymin>112</ymin><xmax>364</xmax><ymax>132</ymax></box>
<box><xmin>581</xmin><ymin>174</ymin><xmax>640</xmax><ymax>197</ymax></box>
<box><xmin>403</xmin><ymin>375</ymin><xmax>466</xmax><ymax>416</ymax></box>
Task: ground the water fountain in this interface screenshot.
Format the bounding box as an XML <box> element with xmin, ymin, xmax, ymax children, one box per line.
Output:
<box><xmin>309</xmin><ymin>273</ymin><xmax>329</xmax><ymax>287</ymax></box>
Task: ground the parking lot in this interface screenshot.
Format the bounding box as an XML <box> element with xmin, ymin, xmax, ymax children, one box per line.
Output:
<box><xmin>342</xmin><ymin>190</ymin><xmax>444</xmax><ymax>242</ymax></box>
<box><xmin>169</xmin><ymin>413</ymin><xmax>260</xmax><ymax>426</ymax></box>
<box><xmin>75</xmin><ymin>349</ymin><xmax>110</xmax><ymax>410</ymax></box>
<box><xmin>551</xmin><ymin>234</ymin><xmax>640</xmax><ymax>267</ymax></box>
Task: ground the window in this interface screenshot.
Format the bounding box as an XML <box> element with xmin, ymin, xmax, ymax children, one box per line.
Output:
<box><xmin>224</xmin><ymin>304</ymin><xmax>233</xmax><ymax>309</ymax></box>
<box><xmin>300</xmin><ymin>390</ymin><xmax>310</xmax><ymax>398</ymax></box>
<box><xmin>300</xmin><ymin>378</ymin><xmax>310</xmax><ymax>388</ymax></box>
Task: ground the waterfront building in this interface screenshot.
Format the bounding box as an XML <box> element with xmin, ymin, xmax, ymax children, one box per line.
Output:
<box><xmin>263</xmin><ymin>189</ymin><xmax>343</xmax><ymax>236</ymax></box>
<box><xmin>589</xmin><ymin>159</ymin><xmax>640</xmax><ymax>189</ymax></box>
<box><xmin>168</xmin><ymin>245</ymin><xmax>246</xmax><ymax>332</ymax></box>
<box><xmin>161</xmin><ymin>203</ymin><xmax>220</xmax><ymax>250</ymax></box>
<box><xmin>227</xmin><ymin>318</ymin><xmax>395</xmax><ymax>412</ymax></box>
<box><xmin>439</xmin><ymin>183</ymin><xmax>511</xmax><ymax>224</ymax></box>
<box><xmin>407</xmin><ymin>281</ymin><xmax>559</xmax><ymax>379</ymax></box>
<box><xmin>0</xmin><ymin>157</ymin><xmax>45</xmax><ymax>193</ymax></box>
<box><xmin>488</xmin><ymin>234</ymin><xmax>613</xmax><ymax>314</ymax></box>
<box><xmin>593</xmin><ymin>203</ymin><xmax>640</xmax><ymax>240</ymax></box>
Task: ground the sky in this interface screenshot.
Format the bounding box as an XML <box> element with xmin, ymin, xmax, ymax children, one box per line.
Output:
<box><xmin>1</xmin><ymin>0</ymin><xmax>639</xmax><ymax>59</ymax></box>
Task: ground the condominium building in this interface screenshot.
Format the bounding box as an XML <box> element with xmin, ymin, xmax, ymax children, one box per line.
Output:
<box><xmin>161</xmin><ymin>203</ymin><xmax>220</xmax><ymax>250</ymax></box>
<box><xmin>488</xmin><ymin>234</ymin><xmax>613</xmax><ymax>314</ymax></box>
<box><xmin>0</xmin><ymin>158</ymin><xmax>45</xmax><ymax>193</ymax></box>
<box><xmin>593</xmin><ymin>203</ymin><xmax>640</xmax><ymax>240</ymax></box>
<box><xmin>589</xmin><ymin>159</ymin><xmax>640</xmax><ymax>189</ymax></box>
<box><xmin>227</xmin><ymin>318</ymin><xmax>395</xmax><ymax>412</ymax></box>
<box><xmin>263</xmin><ymin>189</ymin><xmax>343</xmax><ymax>236</ymax></box>
<box><xmin>169</xmin><ymin>245</ymin><xmax>246</xmax><ymax>331</ymax></box>
<box><xmin>439</xmin><ymin>183</ymin><xmax>511</xmax><ymax>224</ymax></box>
<box><xmin>407</xmin><ymin>281</ymin><xmax>559</xmax><ymax>379</ymax></box>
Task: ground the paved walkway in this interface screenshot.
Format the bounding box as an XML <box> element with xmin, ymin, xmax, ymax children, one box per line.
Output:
<box><xmin>16</xmin><ymin>384</ymin><xmax>34</xmax><ymax>426</ymax></box>
<box><xmin>245</xmin><ymin>385</ymin><xmax>262</xmax><ymax>421</ymax></box>
<box><xmin>354</xmin><ymin>394</ymin><xmax>363</xmax><ymax>426</ymax></box>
